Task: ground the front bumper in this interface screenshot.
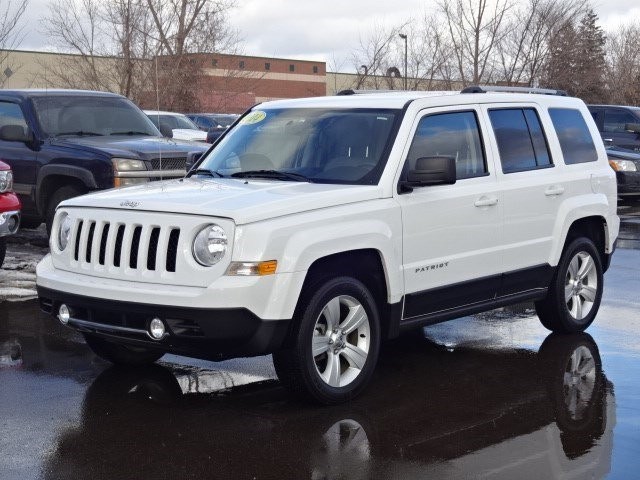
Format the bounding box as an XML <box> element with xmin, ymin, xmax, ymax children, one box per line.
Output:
<box><xmin>38</xmin><ymin>286</ymin><xmax>290</xmax><ymax>360</ymax></box>
<box><xmin>616</xmin><ymin>171</ymin><xmax>640</xmax><ymax>195</ymax></box>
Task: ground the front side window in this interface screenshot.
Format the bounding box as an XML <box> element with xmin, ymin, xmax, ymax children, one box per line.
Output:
<box><xmin>489</xmin><ymin>108</ymin><xmax>552</xmax><ymax>173</ymax></box>
<box><xmin>197</xmin><ymin>108</ymin><xmax>399</xmax><ymax>184</ymax></box>
<box><xmin>603</xmin><ymin>109</ymin><xmax>639</xmax><ymax>133</ymax></box>
<box><xmin>33</xmin><ymin>96</ymin><xmax>159</xmax><ymax>137</ymax></box>
<box><xmin>406</xmin><ymin>111</ymin><xmax>487</xmax><ymax>180</ymax></box>
<box><xmin>549</xmin><ymin>108</ymin><xmax>598</xmax><ymax>165</ymax></box>
<box><xmin>0</xmin><ymin>102</ymin><xmax>28</xmax><ymax>133</ymax></box>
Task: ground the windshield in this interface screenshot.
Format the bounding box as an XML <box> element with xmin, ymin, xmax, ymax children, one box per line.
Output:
<box><xmin>148</xmin><ymin>114</ymin><xmax>199</xmax><ymax>130</ymax></box>
<box><xmin>197</xmin><ymin>108</ymin><xmax>399</xmax><ymax>184</ymax></box>
<box><xmin>212</xmin><ymin>115</ymin><xmax>237</xmax><ymax>127</ymax></box>
<box><xmin>33</xmin><ymin>96</ymin><xmax>160</xmax><ymax>137</ymax></box>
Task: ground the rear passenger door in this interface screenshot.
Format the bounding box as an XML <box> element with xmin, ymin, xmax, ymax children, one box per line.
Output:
<box><xmin>483</xmin><ymin>104</ymin><xmax>559</xmax><ymax>295</ymax></box>
<box><xmin>398</xmin><ymin>106</ymin><xmax>502</xmax><ymax>319</ymax></box>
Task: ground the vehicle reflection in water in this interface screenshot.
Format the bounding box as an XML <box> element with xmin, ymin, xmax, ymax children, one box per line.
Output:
<box><xmin>44</xmin><ymin>332</ymin><xmax>614</xmax><ymax>480</ymax></box>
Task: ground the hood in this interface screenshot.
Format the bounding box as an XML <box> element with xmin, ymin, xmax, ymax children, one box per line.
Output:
<box><xmin>60</xmin><ymin>178</ymin><xmax>382</xmax><ymax>224</ymax></box>
<box><xmin>51</xmin><ymin>135</ymin><xmax>209</xmax><ymax>159</ymax></box>
<box><xmin>171</xmin><ymin>129</ymin><xmax>208</xmax><ymax>142</ymax></box>
<box><xmin>606</xmin><ymin>146</ymin><xmax>640</xmax><ymax>162</ymax></box>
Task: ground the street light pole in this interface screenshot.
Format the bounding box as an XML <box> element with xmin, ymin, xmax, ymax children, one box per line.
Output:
<box><xmin>399</xmin><ymin>33</ymin><xmax>407</xmax><ymax>90</ymax></box>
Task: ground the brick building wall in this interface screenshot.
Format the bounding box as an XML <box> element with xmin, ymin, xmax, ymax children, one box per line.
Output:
<box><xmin>185</xmin><ymin>53</ymin><xmax>327</xmax><ymax>113</ymax></box>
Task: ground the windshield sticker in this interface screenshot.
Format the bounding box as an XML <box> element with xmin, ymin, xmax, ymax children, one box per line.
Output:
<box><xmin>240</xmin><ymin>111</ymin><xmax>267</xmax><ymax>125</ymax></box>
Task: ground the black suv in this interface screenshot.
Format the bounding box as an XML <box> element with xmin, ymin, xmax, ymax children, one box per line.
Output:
<box><xmin>588</xmin><ymin>105</ymin><xmax>640</xmax><ymax>152</ymax></box>
<box><xmin>0</xmin><ymin>90</ymin><xmax>208</xmax><ymax>231</ymax></box>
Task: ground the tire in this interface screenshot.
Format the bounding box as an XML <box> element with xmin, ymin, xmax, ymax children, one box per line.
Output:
<box><xmin>45</xmin><ymin>185</ymin><xmax>85</xmax><ymax>236</ymax></box>
<box><xmin>0</xmin><ymin>238</ymin><xmax>5</xmax><ymax>269</ymax></box>
<box><xmin>83</xmin><ymin>333</ymin><xmax>165</xmax><ymax>366</ymax></box>
<box><xmin>18</xmin><ymin>217</ymin><xmax>42</xmax><ymax>230</ymax></box>
<box><xmin>273</xmin><ymin>276</ymin><xmax>381</xmax><ymax>404</ymax></box>
<box><xmin>535</xmin><ymin>238</ymin><xmax>603</xmax><ymax>333</ymax></box>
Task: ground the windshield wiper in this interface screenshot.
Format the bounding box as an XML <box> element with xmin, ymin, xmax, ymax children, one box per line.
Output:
<box><xmin>231</xmin><ymin>170</ymin><xmax>311</xmax><ymax>182</ymax></box>
<box><xmin>110</xmin><ymin>131</ymin><xmax>152</xmax><ymax>136</ymax></box>
<box><xmin>56</xmin><ymin>131</ymin><xmax>103</xmax><ymax>137</ymax></box>
<box><xmin>191</xmin><ymin>168</ymin><xmax>224</xmax><ymax>178</ymax></box>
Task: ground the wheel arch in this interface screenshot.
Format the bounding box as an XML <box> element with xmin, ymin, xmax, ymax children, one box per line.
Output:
<box><xmin>291</xmin><ymin>249</ymin><xmax>399</xmax><ymax>342</ymax></box>
<box><xmin>36</xmin><ymin>165</ymin><xmax>96</xmax><ymax>215</ymax></box>
<box><xmin>557</xmin><ymin>215</ymin><xmax>609</xmax><ymax>271</ymax></box>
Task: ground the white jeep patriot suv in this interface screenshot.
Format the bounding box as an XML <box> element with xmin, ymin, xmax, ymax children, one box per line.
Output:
<box><xmin>37</xmin><ymin>86</ymin><xmax>619</xmax><ymax>404</ymax></box>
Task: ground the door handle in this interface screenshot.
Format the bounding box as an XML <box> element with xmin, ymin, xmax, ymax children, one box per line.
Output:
<box><xmin>545</xmin><ymin>185</ymin><xmax>565</xmax><ymax>197</ymax></box>
<box><xmin>474</xmin><ymin>196</ymin><xmax>498</xmax><ymax>207</ymax></box>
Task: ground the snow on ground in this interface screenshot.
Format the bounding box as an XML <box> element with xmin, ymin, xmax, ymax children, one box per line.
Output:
<box><xmin>0</xmin><ymin>226</ymin><xmax>49</xmax><ymax>303</ymax></box>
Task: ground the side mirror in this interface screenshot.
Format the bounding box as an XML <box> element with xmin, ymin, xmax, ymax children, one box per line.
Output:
<box><xmin>158</xmin><ymin>122</ymin><xmax>173</xmax><ymax>138</ymax></box>
<box><xmin>406</xmin><ymin>156</ymin><xmax>457</xmax><ymax>186</ymax></box>
<box><xmin>0</xmin><ymin>124</ymin><xmax>32</xmax><ymax>143</ymax></box>
<box><xmin>625</xmin><ymin>123</ymin><xmax>640</xmax><ymax>134</ymax></box>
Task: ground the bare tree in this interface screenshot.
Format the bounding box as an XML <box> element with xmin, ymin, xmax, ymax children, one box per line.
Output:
<box><xmin>409</xmin><ymin>13</ymin><xmax>453</xmax><ymax>90</ymax></box>
<box><xmin>0</xmin><ymin>0</ymin><xmax>29</xmax><ymax>86</ymax></box>
<box><xmin>496</xmin><ymin>0</ymin><xmax>585</xmax><ymax>86</ymax></box>
<box><xmin>40</xmin><ymin>0</ymin><xmax>117</xmax><ymax>92</ymax></box>
<box><xmin>606</xmin><ymin>22</ymin><xmax>640</xmax><ymax>105</ymax></box>
<box><xmin>351</xmin><ymin>22</ymin><xmax>408</xmax><ymax>90</ymax></box>
<box><xmin>438</xmin><ymin>0</ymin><xmax>512</xmax><ymax>86</ymax></box>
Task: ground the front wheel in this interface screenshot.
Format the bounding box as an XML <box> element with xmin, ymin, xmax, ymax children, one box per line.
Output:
<box><xmin>83</xmin><ymin>334</ymin><xmax>165</xmax><ymax>365</ymax></box>
<box><xmin>535</xmin><ymin>238</ymin><xmax>604</xmax><ymax>333</ymax></box>
<box><xmin>273</xmin><ymin>277</ymin><xmax>381</xmax><ymax>404</ymax></box>
<box><xmin>45</xmin><ymin>185</ymin><xmax>85</xmax><ymax>236</ymax></box>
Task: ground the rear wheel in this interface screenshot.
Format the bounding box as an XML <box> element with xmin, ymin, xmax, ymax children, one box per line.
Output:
<box><xmin>273</xmin><ymin>276</ymin><xmax>381</xmax><ymax>404</ymax></box>
<box><xmin>535</xmin><ymin>238</ymin><xmax>603</xmax><ymax>333</ymax></box>
<box><xmin>45</xmin><ymin>185</ymin><xmax>85</xmax><ymax>236</ymax></box>
<box><xmin>83</xmin><ymin>333</ymin><xmax>164</xmax><ymax>365</ymax></box>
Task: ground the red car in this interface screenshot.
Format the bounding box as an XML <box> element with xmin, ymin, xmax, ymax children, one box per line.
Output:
<box><xmin>0</xmin><ymin>160</ymin><xmax>20</xmax><ymax>268</ymax></box>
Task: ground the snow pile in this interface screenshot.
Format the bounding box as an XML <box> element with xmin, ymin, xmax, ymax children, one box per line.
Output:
<box><xmin>0</xmin><ymin>227</ymin><xmax>48</xmax><ymax>302</ymax></box>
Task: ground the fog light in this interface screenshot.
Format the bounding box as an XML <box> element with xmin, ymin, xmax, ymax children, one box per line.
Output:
<box><xmin>58</xmin><ymin>304</ymin><xmax>71</xmax><ymax>325</ymax></box>
<box><xmin>149</xmin><ymin>318</ymin><xmax>166</xmax><ymax>340</ymax></box>
<box><xmin>7</xmin><ymin>215</ymin><xmax>19</xmax><ymax>234</ymax></box>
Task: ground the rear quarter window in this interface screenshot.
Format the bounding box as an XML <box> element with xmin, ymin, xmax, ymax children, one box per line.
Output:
<box><xmin>548</xmin><ymin>108</ymin><xmax>598</xmax><ymax>164</ymax></box>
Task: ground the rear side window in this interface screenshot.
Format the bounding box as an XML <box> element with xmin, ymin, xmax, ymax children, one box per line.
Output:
<box><xmin>407</xmin><ymin>111</ymin><xmax>487</xmax><ymax>180</ymax></box>
<box><xmin>548</xmin><ymin>108</ymin><xmax>598</xmax><ymax>164</ymax></box>
<box><xmin>488</xmin><ymin>108</ymin><xmax>552</xmax><ymax>173</ymax></box>
<box><xmin>603</xmin><ymin>109</ymin><xmax>638</xmax><ymax>133</ymax></box>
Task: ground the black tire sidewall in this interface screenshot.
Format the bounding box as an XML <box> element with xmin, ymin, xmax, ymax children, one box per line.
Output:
<box><xmin>295</xmin><ymin>277</ymin><xmax>381</xmax><ymax>404</ymax></box>
<box><xmin>0</xmin><ymin>238</ymin><xmax>5</xmax><ymax>268</ymax></box>
<box><xmin>551</xmin><ymin>238</ymin><xmax>604</xmax><ymax>333</ymax></box>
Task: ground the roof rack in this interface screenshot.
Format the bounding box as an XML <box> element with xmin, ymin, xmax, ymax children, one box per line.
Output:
<box><xmin>336</xmin><ymin>89</ymin><xmax>399</xmax><ymax>96</ymax></box>
<box><xmin>461</xmin><ymin>85</ymin><xmax>568</xmax><ymax>96</ymax></box>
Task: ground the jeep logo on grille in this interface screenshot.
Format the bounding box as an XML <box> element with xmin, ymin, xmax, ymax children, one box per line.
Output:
<box><xmin>120</xmin><ymin>200</ymin><xmax>140</xmax><ymax>208</ymax></box>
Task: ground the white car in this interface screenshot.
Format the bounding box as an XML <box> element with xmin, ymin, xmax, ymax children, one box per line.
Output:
<box><xmin>144</xmin><ymin>110</ymin><xmax>208</xmax><ymax>142</ymax></box>
<box><xmin>38</xmin><ymin>86</ymin><xmax>619</xmax><ymax>404</ymax></box>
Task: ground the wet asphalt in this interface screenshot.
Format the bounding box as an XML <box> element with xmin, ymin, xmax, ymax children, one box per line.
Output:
<box><xmin>1</xmin><ymin>203</ymin><xmax>640</xmax><ymax>479</ymax></box>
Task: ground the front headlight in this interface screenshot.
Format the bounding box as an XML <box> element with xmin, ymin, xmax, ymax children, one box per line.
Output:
<box><xmin>609</xmin><ymin>159</ymin><xmax>638</xmax><ymax>172</ymax></box>
<box><xmin>112</xmin><ymin>158</ymin><xmax>147</xmax><ymax>171</ymax></box>
<box><xmin>0</xmin><ymin>170</ymin><xmax>13</xmax><ymax>193</ymax></box>
<box><xmin>192</xmin><ymin>224</ymin><xmax>227</xmax><ymax>266</ymax></box>
<box><xmin>58</xmin><ymin>213</ymin><xmax>73</xmax><ymax>251</ymax></box>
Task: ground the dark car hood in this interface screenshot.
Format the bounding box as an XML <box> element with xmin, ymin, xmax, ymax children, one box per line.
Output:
<box><xmin>50</xmin><ymin>135</ymin><xmax>209</xmax><ymax>159</ymax></box>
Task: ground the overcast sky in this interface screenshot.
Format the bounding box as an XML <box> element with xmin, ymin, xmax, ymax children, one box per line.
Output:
<box><xmin>19</xmin><ymin>0</ymin><xmax>640</xmax><ymax>72</ymax></box>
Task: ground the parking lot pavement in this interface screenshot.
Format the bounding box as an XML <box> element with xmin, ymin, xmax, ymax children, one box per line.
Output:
<box><xmin>1</xmin><ymin>210</ymin><xmax>639</xmax><ymax>479</ymax></box>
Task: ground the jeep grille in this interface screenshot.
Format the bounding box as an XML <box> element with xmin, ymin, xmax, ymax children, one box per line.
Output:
<box><xmin>73</xmin><ymin>219</ymin><xmax>180</xmax><ymax>273</ymax></box>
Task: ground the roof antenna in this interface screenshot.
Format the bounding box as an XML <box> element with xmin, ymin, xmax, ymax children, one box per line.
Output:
<box><xmin>155</xmin><ymin>54</ymin><xmax>163</xmax><ymax>183</ymax></box>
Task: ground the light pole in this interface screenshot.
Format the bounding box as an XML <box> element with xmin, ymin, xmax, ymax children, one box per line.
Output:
<box><xmin>399</xmin><ymin>33</ymin><xmax>407</xmax><ymax>90</ymax></box>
